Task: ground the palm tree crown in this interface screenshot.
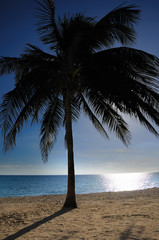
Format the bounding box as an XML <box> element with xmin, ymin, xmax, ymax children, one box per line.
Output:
<box><xmin>1</xmin><ymin>0</ymin><xmax>159</xmax><ymax>208</ymax></box>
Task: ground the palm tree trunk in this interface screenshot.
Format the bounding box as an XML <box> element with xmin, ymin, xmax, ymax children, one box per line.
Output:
<box><xmin>63</xmin><ymin>89</ymin><xmax>77</xmax><ymax>208</ymax></box>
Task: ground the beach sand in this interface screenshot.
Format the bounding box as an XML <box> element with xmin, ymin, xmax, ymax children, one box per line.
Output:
<box><xmin>0</xmin><ymin>188</ymin><xmax>159</xmax><ymax>240</ymax></box>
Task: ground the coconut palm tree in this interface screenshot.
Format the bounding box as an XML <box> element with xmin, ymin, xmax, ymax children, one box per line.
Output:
<box><xmin>0</xmin><ymin>0</ymin><xmax>159</xmax><ymax>208</ymax></box>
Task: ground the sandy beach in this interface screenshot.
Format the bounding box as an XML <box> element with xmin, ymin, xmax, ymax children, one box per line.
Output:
<box><xmin>0</xmin><ymin>188</ymin><xmax>159</xmax><ymax>240</ymax></box>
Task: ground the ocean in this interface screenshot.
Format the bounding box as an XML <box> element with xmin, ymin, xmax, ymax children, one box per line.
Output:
<box><xmin>0</xmin><ymin>172</ymin><xmax>159</xmax><ymax>198</ymax></box>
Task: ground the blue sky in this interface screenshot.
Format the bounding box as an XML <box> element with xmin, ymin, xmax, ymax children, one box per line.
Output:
<box><xmin>0</xmin><ymin>0</ymin><xmax>159</xmax><ymax>175</ymax></box>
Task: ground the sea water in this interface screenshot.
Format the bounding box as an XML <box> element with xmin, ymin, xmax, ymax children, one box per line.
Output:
<box><xmin>0</xmin><ymin>172</ymin><xmax>159</xmax><ymax>198</ymax></box>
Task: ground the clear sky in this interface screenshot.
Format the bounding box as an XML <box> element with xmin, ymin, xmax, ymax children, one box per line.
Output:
<box><xmin>0</xmin><ymin>0</ymin><xmax>159</xmax><ymax>175</ymax></box>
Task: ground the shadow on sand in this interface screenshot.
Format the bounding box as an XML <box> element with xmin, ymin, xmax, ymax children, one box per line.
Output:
<box><xmin>119</xmin><ymin>225</ymin><xmax>145</xmax><ymax>240</ymax></box>
<box><xmin>3</xmin><ymin>208</ymin><xmax>72</xmax><ymax>240</ymax></box>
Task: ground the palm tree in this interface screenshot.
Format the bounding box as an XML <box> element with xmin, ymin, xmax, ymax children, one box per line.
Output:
<box><xmin>1</xmin><ymin>0</ymin><xmax>159</xmax><ymax>208</ymax></box>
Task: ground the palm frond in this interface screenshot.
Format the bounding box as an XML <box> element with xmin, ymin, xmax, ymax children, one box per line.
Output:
<box><xmin>101</xmin><ymin>102</ymin><xmax>131</xmax><ymax>145</ymax></box>
<box><xmin>93</xmin><ymin>3</ymin><xmax>140</xmax><ymax>48</ymax></box>
<box><xmin>83</xmin><ymin>47</ymin><xmax>159</xmax><ymax>99</ymax></box>
<box><xmin>2</xmin><ymin>98</ymin><xmax>33</xmax><ymax>152</ymax></box>
<box><xmin>0</xmin><ymin>57</ymin><xmax>21</xmax><ymax>76</ymax></box>
<box><xmin>4</xmin><ymin>84</ymin><xmax>57</xmax><ymax>152</ymax></box>
<box><xmin>16</xmin><ymin>44</ymin><xmax>58</xmax><ymax>83</ymax></box>
<box><xmin>0</xmin><ymin>76</ymin><xmax>43</xmax><ymax>152</ymax></box>
<box><xmin>34</xmin><ymin>0</ymin><xmax>61</xmax><ymax>50</ymax></box>
<box><xmin>0</xmin><ymin>83</ymin><xmax>34</xmax><ymax>138</ymax></box>
<box><xmin>113</xmin><ymin>47</ymin><xmax>159</xmax><ymax>81</ymax></box>
<box><xmin>24</xmin><ymin>44</ymin><xmax>56</xmax><ymax>59</ymax></box>
<box><xmin>0</xmin><ymin>64</ymin><xmax>63</xmax><ymax>152</ymax></box>
<box><xmin>85</xmin><ymin>90</ymin><xmax>131</xmax><ymax>145</ymax></box>
<box><xmin>129</xmin><ymin>91</ymin><xmax>159</xmax><ymax>133</ymax></box>
<box><xmin>80</xmin><ymin>94</ymin><xmax>109</xmax><ymax>139</ymax></box>
<box><xmin>0</xmin><ymin>44</ymin><xmax>57</xmax><ymax>83</ymax></box>
<box><xmin>71</xmin><ymin>95</ymin><xmax>81</xmax><ymax>122</ymax></box>
<box><xmin>82</xmin><ymin>46</ymin><xmax>159</xmax><ymax>139</ymax></box>
<box><xmin>40</xmin><ymin>98</ymin><xmax>64</xmax><ymax>162</ymax></box>
<box><xmin>135</xmin><ymin>109</ymin><xmax>159</xmax><ymax>137</ymax></box>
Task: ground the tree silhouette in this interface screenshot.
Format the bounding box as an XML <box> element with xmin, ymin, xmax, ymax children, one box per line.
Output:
<box><xmin>1</xmin><ymin>0</ymin><xmax>159</xmax><ymax>208</ymax></box>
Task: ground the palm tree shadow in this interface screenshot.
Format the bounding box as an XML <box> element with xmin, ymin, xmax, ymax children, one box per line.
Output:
<box><xmin>3</xmin><ymin>207</ymin><xmax>72</xmax><ymax>240</ymax></box>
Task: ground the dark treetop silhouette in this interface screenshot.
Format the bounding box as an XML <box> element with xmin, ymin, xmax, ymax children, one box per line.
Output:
<box><xmin>1</xmin><ymin>0</ymin><xmax>159</xmax><ymax>208</ymax></box>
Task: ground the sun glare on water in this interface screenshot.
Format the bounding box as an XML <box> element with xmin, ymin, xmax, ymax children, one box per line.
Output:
<box><xmin>101</xmin><ymin>172</ymin><xmax>153</xmax><ymax>192</ymax></box>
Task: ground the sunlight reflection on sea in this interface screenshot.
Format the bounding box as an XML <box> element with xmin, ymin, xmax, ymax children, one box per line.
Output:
<box><xmin>100</xmin><ymin>172</ymin><xmax>155</xmax><ymax>192</ymax></box>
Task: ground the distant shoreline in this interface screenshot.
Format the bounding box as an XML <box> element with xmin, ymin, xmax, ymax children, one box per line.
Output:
<box><xmin>0</xmin><ymin>171</ymin><xmax>159</xmax><ymax>176</ymax></box>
